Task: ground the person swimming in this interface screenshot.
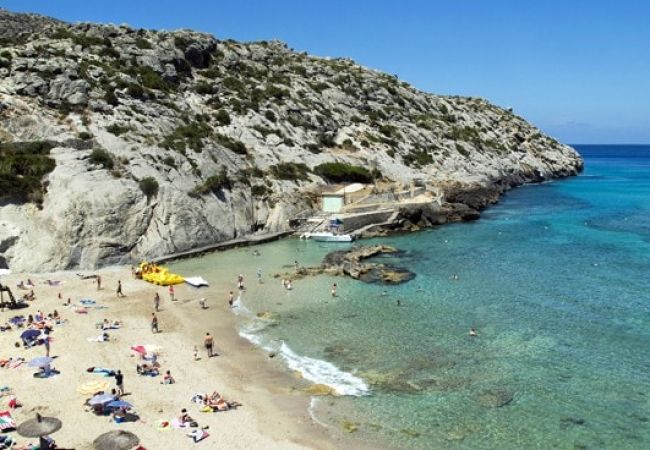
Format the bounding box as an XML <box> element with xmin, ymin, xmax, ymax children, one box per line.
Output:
<box><xmin>469</xmin><ymin>328</ymin><xmax>478</xmax><ymax>337</ymax></box>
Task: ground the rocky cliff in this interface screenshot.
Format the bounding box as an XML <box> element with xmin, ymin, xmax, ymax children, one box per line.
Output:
<box><xmin>0</xmin><ymin>10</ymin><xmax>583</xmax><ymax>272</ymax></box>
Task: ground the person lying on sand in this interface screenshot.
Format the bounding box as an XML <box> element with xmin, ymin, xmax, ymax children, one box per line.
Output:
<box><xmin>136</xmin><ymin>362</ymin><xmax>159</xmax><ymax>376</ymax></box>
<box><xmin>203</xmin><ymin>391</ymin><xmax>242</xmax><ymax>411</ymax></box>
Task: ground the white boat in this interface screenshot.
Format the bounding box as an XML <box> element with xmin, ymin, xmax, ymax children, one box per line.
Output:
<box><xmin>301</xmin><ymin>232</ymin><xmax>355</xmax><ymax>242</ymax></box>
<box><xmin>185</xmin><ymin>276</ymin><xmax>209</xmax><ymax>287</ymax></box>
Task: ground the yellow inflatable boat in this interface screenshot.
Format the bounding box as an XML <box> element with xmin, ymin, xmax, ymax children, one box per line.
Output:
<box><xmin>138</xmin><ymin>262</ymin><xmax>184</xmax><ymax>286</ymax></box>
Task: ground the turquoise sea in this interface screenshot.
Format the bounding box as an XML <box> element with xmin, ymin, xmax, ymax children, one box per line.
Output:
<box><xmin>172</xmin><ymin>145</ymin><xmax>650</xmax><ymax>449</ymax></box>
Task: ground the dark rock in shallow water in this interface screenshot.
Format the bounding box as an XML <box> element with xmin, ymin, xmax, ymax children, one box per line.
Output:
<box><xmin>474</xmin><ymin>388</ymin><xmax>514</xmax><ymax>408</ymax></box>
<box><xmin>560</xmin><ymin>416</ymin><xmax>586</xmax><ymax>429</ymax></box>
<box><xmin>280</xmin><ymin>245</ymin><xmax>415</xmax><ymax>285</ymax></box>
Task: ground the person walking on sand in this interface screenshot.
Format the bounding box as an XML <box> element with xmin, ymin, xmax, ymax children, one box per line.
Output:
<box><xmin>193</xmin><ymin>345</ymin><xmax>199</xmax><ymax>361</ymax></box>
<box><xmin>116</xmin><ymin>280</ymin><xmax>125</xmax><ymax>297</ymax></box>
<box><xmin>204</xmin><ymin>332</ymin><xmax>215</xmax><ymax>357</ymax></box>
<box><xmin>331</xmin><ymin>283</ymin><xmax>337</xmax><ymax>297</ymax></box>
<box><xmin>151</xmin><ymin>313</ymin><xmax>159</xmax><ymax>333</ymax></box>
<box><xmin>97</xmin><ymin>275</ymin><xmax>102</xmax><ymax>291</ymax></box>
<box><xmin>114</xmin><ymin>370</ymin><xmax>124</xmax><ymax>397</ymax></box>
<box><xmin>154</xmin><ymin>292</ymin><xmax>160</xmax><ymax>312</ymax></box>
<box><xmin>44</xmin><ymin>336</ymin><xmax>50</xmax><ymax>357</ymax></box>
<box><xmin>169</xmin><ymin>285</ymin><xmax>175</xmax><ymax>302</ymax></box>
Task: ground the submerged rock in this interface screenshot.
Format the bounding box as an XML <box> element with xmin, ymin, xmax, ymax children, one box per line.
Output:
<box><xmin>283</xmin><ymin>245</ymin><xmax>415</xmax><ymax>285</ymax></box>
<box><xmin>341</xmin><ymin>420</ymin><xmax>360</xmax><ymax>433</ymax></box>
<box><xmin>474</xmin><ymin>388</ymin><xmax>515</xmax><ymax>408</ymax></box>
<box><xmin>303</xmin><ymin>383</ymin><xmax>339</xmax><ymax>396</ymax></box>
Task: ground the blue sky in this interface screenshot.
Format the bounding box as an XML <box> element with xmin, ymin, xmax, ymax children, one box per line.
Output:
<box><xmin>3</xmin><ymin>0</ymin><xmax>649</xmax><ymax>144</ymax></box>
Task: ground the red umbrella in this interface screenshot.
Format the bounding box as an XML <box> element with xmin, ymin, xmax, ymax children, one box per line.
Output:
<box><xmin>130</xmin><ymin>346</ymin><xmax>146</xmax><ymax>355</ymax></box>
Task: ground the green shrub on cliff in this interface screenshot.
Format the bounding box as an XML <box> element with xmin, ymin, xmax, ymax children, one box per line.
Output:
<box><xmin>190</xmin><ymin>167</ymin><xmax>232</xmax><ymax>196</ymax></box>
<box><xmin>89</xmin><ymin>148</ymin><xmax>115</xmax><ymax>169</ymax></box>
<box><xmin>138</xmin><ymin>177</ymin><xmax>159</xmax><ymax>198</ymax></box>
<box><xmin>270</xmin><ymin>162</ymin><xmax>310</xmax><ymax>181</ymax></box>
<box><xmin>0</xmin><ymin>141</ymin><xmax>56</xmax><ymax>205</ymax></box>
<box><xmin>313</xmin><ymin>162</ymin><xmax>377</xmax><ymax>183</ymax></box>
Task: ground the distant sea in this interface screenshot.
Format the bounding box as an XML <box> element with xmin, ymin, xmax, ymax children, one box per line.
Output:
<box><xmin>172</xmin><ymin>145</ymin><xmax>650</xmax><ymax>449</ymax></box>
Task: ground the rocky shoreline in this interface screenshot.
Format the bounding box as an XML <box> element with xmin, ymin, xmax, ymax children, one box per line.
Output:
<box><xmin>0</xmin><ymin>9</ymin><xmax>583</xmax><ymax>272</ymax></box>
<box><xmin>276</xmin><ymin>245</ymin><xmax>415</xmax><ymax>284</ymax></box>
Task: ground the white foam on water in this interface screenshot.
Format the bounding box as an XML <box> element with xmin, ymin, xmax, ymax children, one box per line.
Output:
<box><xmin>279</xmin><ymin>342</ymin><xmax>369</xmax><ymax>396</ymax></box>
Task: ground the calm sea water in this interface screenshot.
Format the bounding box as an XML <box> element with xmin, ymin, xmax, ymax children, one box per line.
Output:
<box><xmin>171</xmin><ymin>145</ymin><xmax>650</xmax><ymax>449</ymax></box>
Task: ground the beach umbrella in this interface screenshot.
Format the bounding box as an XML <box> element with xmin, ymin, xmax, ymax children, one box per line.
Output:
<box><xmin>130</xmin><ymin>345</ymin><xmax>146</xmax><ymax>355</ymax></box>
<box><xmin>131</xmin><ymin>344</ymin><xmax>162</xmax><ymax>355</ymax></box>
<box><xmin>106</xmin><ymin>400</ymin><xmax>133</xmax><ymax>409</ymax></box>
<box><xmin>93</xmin><ymin>430</ymin><xmax>139</xmax><ymax>450</ymax></box>
<box><xmin>20</xmin><ymin>329</ymin><xmax>41</xmax><ymax>340</ymax></box>
<box><xmin>77</xmin><ymin>380</ymin><xmax>110</xmax><ymax>395</ymax></box>
<box><xmin>17</xmin><ymin>413</ymin><xmax>62</xmax><ymax>438</ymax></box>
<box><xmin>28</xmin><ymin>356</ymin><xmax>53</xmax><ymax>368</ymax></box>
<box><xmin>88</xmin><ymin>394</ymin><xmax>115</xmax><ymax>406</ymax></box>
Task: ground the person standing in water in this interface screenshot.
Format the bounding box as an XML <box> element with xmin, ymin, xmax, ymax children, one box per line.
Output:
<box><xmin>331</xmin><ymin>283</ymin><xmax>337</xmax><ymax>297</ymax></box>
<box><xmin>228</xmin><ymin>291</ymin><xmax>234</xmax><ymax>308</ymax></box>
<box><xmin>256</xmin><ymin>268</ymin><xmax>262</xmax><ymax>284</ymax></box>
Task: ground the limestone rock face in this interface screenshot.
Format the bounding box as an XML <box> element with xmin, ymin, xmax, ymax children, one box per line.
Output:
<box><xmin>0</xmin><ymin>9</ymin><xmax>583</xmax><ymax>271</ymax></box>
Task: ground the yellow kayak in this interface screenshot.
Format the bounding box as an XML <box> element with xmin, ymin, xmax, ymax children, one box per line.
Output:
<box><xmin>138</xmin><ymin>262</ymin><xmax>184</xmax><ymax>286</ymax></box>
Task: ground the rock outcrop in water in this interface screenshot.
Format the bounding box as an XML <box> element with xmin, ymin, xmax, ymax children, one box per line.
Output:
<box><xmin>277</xmin><ymin>245</ymin><xmax>414</xmax><ymax>284</ymax></box>
<box><xmin>0</xmin><ymin>9</ymin><xmax>583</xmax><ymax>271</ymax></box>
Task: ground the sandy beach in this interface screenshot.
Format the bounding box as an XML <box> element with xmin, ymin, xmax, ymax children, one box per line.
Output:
<box><xmin>0</xmin><ymin>265</ymin><xmax>345</xmax><ymax>449</ymax></box>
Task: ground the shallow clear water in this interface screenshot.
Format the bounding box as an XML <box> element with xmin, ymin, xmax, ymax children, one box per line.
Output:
<box><xmin>172</xmin><ymin>145</ymin><xmax>650</xmax><ymax>449</ymax></box>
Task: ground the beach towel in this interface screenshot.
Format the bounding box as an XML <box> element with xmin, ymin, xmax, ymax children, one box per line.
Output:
<box><xmin>8</xmin><ymin>358</ymin><xmax>24</xmax><ymax>369</ymax></box>
<box><xmin>75</xmin><ymin>307</ymin><xmax>89</xmax><ymax>314</ymax></box>
<box><xmin>45</xmin><ymin>280</ymin><xmax>62</xmax><ymax>286</ymax></box>
<box><xmin>80</xmin><ymin>299</ymin><xmax>96</xmax><ymax>305</ymax></box>
<box><xmin>187</xmin><ymin>429</ymin><xmax>209</xmax><ymax>443</ymax></box>
<box><xmin>0</xmin><ymin>410</ymin><xmax>16</xmax><ymax>431</ymax></box>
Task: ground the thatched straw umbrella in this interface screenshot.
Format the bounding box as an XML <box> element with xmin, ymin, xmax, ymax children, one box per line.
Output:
<box><xmin>17</xmin><ymin>413</ymin><xmax>62</xmax><ymax>449</ymax></box>
<box><xmin>93</xmin><ymin>430</ymin><xmax>140</xmax><ymax>450</ymax></box>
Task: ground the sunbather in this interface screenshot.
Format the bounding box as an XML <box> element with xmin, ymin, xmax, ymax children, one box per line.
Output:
<box><xmin>178</xmin><ymin>408</ymin><xmax>194</xmax><ymax>426</ymax></box>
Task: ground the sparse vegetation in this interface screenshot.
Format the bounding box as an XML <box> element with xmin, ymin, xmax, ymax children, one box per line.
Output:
<box><xmin>214</xmin><ymin>133</ymin><xmax>247</xmax><ymax>155</ymax></box>
<box><xmin>138</xmin><ymin>177</ymin><xmax>159</xmax><ymax>198</ymax></box>
<box><xmin>0</xmin><ymin>141</ymin><xmax>56</xmax><ymax>204</ymax></box>
<box><xmin>313</xmin><ymin>162</ymin><xmax>377</xmax><ymax>183</ymax></box>
<box><xmin>162</xmin><ymin>122</ymin><xmax>212</xmax><ymax>153</ymax></box>
<box><xmin>134</xmin><ymin>37</ymin><xmax>152</xmax><ymax>49</ymax></box>
<box><xmin>270</xmin><ymin>162</ymin><xmax>310</xmax><ymax>181</ymax></box>
<box><xmin>106</xmin><ymin>124</ymin><xmax>131</xmax><ymax>136</ymax></box>
<box><xmin>403</xmin><ymin>149</ymin><xmax>434</xmax><ymax>167</ymax></box>
<box><xmin>215</xmin><ymin>109</ymin><xmax>231</xmax><ymax>126</ymax></box>
<box><xmin>190</xmin><ymin>166</ymin><xmax>232</xmax><ymax>197</ymax></box>
<box><xmin>89</xmin><ymin>148</ymin><xmax>115</xmax><ymax>170</ymax></box>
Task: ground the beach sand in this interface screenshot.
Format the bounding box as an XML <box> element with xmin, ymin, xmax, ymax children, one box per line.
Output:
<box><xmin>0</xmin><ymin>267</ymin><xmax>345</xmax><ymax>449</ymax></box>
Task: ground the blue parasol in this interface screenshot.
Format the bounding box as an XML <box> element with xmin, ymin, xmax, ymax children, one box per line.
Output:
<box><xmin>20</xmin><ymin>329</ymin><xmax>41</xmax><ymax>340</ymax></box>
<box><xmin>27</xmin><ymin>356</ymin><xmax>53</xmax><ymax>368</ymax></box>
<box><xmin>88</xmin><ymin>394</ymin><xmax>115</xmax><ymax>406</ymax></box>
<box><xmin>106</xmin><ymin>400</ymin><xmax>133</xmax><ymax>409</ymax></box>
